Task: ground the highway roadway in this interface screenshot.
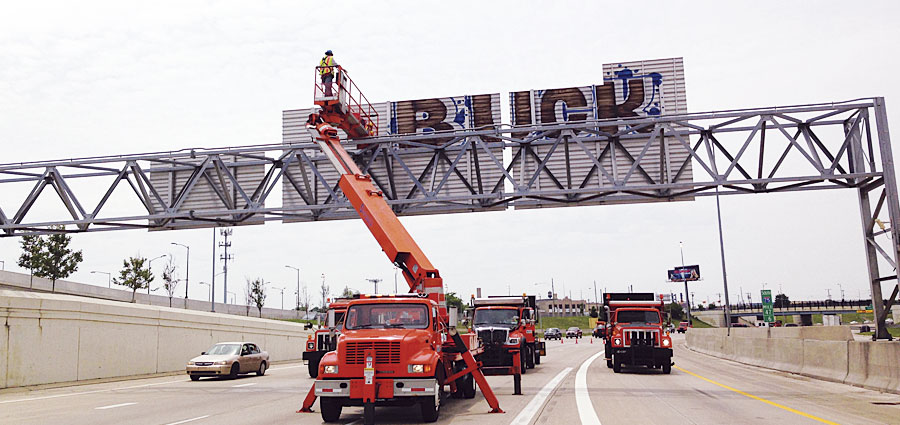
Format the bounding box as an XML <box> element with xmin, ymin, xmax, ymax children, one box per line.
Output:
<box><xmin>2</xmin><ymin>334</ymin><xmax>898</xmax><ymax>424</ymax></box>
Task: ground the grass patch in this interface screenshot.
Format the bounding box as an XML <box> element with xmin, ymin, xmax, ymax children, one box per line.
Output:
<box><xmin>860</xmin><ymin>328</ymin><xmax>900</xmax><ymax>337</ymax></box>
<box><xmin>691</xmin><ymin>318</ymin><xmax>714</xmax><ymax>328</ymax></box>
<box><xmin>539</xmin><ymin>316</ymin><xmax>591</xmax><ymax>330</ymax></box>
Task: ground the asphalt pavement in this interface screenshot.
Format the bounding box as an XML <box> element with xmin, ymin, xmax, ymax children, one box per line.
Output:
<box><xmin>1</xmin><ymin>334</ymin><xmax>898</xmax><ymax>424</ymax></box>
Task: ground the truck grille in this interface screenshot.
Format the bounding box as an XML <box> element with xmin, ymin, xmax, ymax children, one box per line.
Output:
<box><xmin>477</xmin><ymin>328</ymin><xmax>509</xmax><ymax>345</ymax></box>
<box><xmin>625</xmin><ymin>330</ymin><xmax>658</xmax><ymax>347</ymax></box>
<box><xmin>344</xmin><ymin>341</ymin><xmax>401</xmax><ymax>364</ymax></box>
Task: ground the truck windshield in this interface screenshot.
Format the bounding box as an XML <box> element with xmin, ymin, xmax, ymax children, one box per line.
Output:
<box><xmin>473</xmin><ymin>309</ymin><xmax>518</xmax><ymax>326</ymax></box>
<box><xmin>615</xmin><ymin>310</ymin><xmax>661</xmax><ymax>324</ymax></box>
<box><xmin>345</xmin><ymin>303</ymin><xmax>429</xmax><ymax>330</ymax></box>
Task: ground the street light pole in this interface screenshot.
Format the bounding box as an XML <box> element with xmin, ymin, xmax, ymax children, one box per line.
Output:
<box><xmin>171</xmin><ymin>242</ymin><xmax>190</xmax><ymax>301</ymax></box>
<box><xmin>285</xmin><ymin>265</ymin><xmax>300</xmax><ymax>310</ymax></box>
<box><xmin>90</xmin><ymin>270</ymin><xmax>111</xmax><ymax>288</ymax></box>
<box><xmin>714</xmin><ymin>186</ymin><xmax>733</xmax><ymax>333</ymax></box>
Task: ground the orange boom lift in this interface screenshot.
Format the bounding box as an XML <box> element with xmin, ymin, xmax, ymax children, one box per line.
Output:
<box><xmin>298</xmin><ymin>65</ymin><xmax>502</xmax><ymax>423</ymax></box>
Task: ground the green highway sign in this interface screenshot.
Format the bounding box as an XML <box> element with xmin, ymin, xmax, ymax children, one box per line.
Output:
<box><xmin>761</xmin><ymin>289</ymin><xmax>775</xmax><ymax>323</ymax></box>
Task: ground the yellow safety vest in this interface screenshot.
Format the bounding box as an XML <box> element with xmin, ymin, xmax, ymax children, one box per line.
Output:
<box><xmin>319</xmin><ymin>56</ymin><xmax>334</xmax><ymax>75</ymax></box>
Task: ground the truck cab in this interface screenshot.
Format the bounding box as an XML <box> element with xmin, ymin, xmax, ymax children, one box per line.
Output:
<box><xmin>314</xmin><ymin>295</ymin><xmax>478</xmax><ymax>423</ymax></box>
<box><xmin>304</xmin><ymin>298</ymin><xmax>351</xmax><ymax>377</ymax></box>
<box><xmin>603</xmin><ymin>293</ymin><xmax>673</xmax><ymax>374</ymax></box>
<box><xmin>471</xmin><ymin>296</ymin><xmax>545</xmax><ymax>374</ymax></box>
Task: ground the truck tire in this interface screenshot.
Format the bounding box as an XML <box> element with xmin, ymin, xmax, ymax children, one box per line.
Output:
<box><xmin>534</xmin><ymin>346</ymin><xmax>541</xmax><ymax>365</ymax></box>
<box><xmin>525</xmin><ymin>345</ymin><xmax>535</xmax><ymax>369</ymax></box>
<box><xmin>320</xmin><ymin>397</ymin><xmax>342</xmax><ymax>422</ymax></box>
<box><xmin>308</xmin><ymin>358</ymin><xmax>319</xmax><ymax>378</ymax></box>
<box><xmin>363</xmin><ymin>402</ymin><xmax>375</xmax><ymax>425</ymax></box>
<box><xmin>662</xmin><ymin>362</ymin><xmax>672</xmax><ymax>374</ymax></box>
<box><xmin>519</xmin><ymin>347</ymin><xmax>527</xmax><ymax>374</ymax></box>
<box><xmin>419</xmin><ymin>381</ymin><xmax>441</xmax><ymax>422</ymax></box>
<box><xmin>606</xmin><ymin>358</ymin><xmax>613</xmax><ymax>368</ymax></box>
<box><xmin>612</xmin><ymin>355</ymin><xmax>622</xmax><ymax>373</ymax></box>
<box><xmin>462</xmin><ymin>373</ymin><xmax>476</xmax><ymax>399</ymax></box>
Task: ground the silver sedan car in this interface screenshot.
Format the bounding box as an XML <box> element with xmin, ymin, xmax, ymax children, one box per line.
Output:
<box><xmin>186</xmin><ymin>342</ymin><xmax>269</xmax><ymax>381</ymax></box>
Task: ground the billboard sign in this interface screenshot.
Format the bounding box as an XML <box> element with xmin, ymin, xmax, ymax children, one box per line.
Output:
<box><xmin>668</xmin><ymin>265</ymin><xmax>700</xmax><ymax>282</ymax></box>
<box><xmin>761</xmin><ymin>289</ymin><xmax>775</xmax><ymax>323</ymax></box>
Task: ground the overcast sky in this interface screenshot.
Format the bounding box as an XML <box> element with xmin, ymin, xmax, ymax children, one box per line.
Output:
<box><xmin>1</xmin><ymin>1</ymin><xmax>899</xmax><ymax>310</ymax></box>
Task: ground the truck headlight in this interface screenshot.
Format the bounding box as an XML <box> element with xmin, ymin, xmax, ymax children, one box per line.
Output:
<box><xmin>214</xmin><ymin>361</ymin><xmax>229</xmax><ymax>365</ymax></box>
<box><xmin>324</xmin><ymin>365</ymin><xmax>338</xmax><ymax>374</ymax></box>
<box><xmin>507</xmin><ymin>337</ymin><xmax>520</xmax><ymax>345</ymax></box>
<box><xmin>613</xmin><ymin>338</ymin><xmax>621</xmax><ymax>346</ymax></box>
<box><xmin>408</xmin><ymin>364</ymin><xmax>431</xmax><ymax>374</ymax></box>
<box><xmin>662</xmin><ymin>338</ymin><xmax>671</xmax><ymax>347</ymax></box>
<box><xmin>307</xmin><ymin>341</ymin><xmax>315</xmax><ymax>350</ymax></box>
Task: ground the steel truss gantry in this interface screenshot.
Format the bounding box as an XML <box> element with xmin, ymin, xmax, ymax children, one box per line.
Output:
<box><xmin>0</xmin><ymin>98</ymin><xmax>896</xmax><ymax>339</ymax></box>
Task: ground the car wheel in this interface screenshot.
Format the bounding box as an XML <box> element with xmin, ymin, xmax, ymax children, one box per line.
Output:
<box><xmin>189</xmin><ymin>374</ymin><xmax>200</xmax><ymax>381</ymax></box>
<box><xmin>229</xmin><ymin>363</ymin><xmax>240</xmax><ymax>379</ymax></box>
<box><xmin>320</xmin><ymin>397</ymin><xmax>342</xmax><ymax>422</ymax></box>
<box><xmin>257</xmin><ymin>361</ymin><xmax>267</xmax><ymax>376</ymax></box>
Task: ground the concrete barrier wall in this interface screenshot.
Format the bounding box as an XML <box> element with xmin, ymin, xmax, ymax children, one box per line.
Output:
<box><xmin>0</xmin><ymin>270</ymin><xmax>305</xmax><ymax>320</ymax></box>
<box><xmin>0</xmin><ymin>289</ymin><xmax>313</xmax><ymax>389</ymax></box>
<box><xmin>686</xmin><ymin>327</ymin><xmax>899</xmax><ymax>394</ymax></box>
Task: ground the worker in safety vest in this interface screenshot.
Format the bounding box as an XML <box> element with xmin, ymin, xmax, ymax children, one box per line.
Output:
<box><xmin>319</xmin><ymin>50</ymin><xmax>337</xmax><ymax>97</ymax></box>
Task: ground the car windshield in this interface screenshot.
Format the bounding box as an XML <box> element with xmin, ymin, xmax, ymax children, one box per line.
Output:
<box><xmin>345</xmin><ymin>303</ymin><xmax>429</xmax><ymax>330</ymax></box>
<box><xmin>206</xmin><ymin>343</ymin><xmax>240</xmax><ymax>355</ymax></box>
<box><xmin>547</xmin><ymin>328</ymin><xmax>559</xmax><ymax>332</ymax></box>
<box><xmin>616</xmin><ymin>310</ymin><xmax>661</xmax><ymax>324</ymax></box>
<box><xmin>473</xmin><ymin>309</ymin><xmax>518</xmax><ymax>326</ymax></box>
<box><xmin>567</xmin><ymin>327</ymin><xmax>579</xmax><ymax>331</ymax></box>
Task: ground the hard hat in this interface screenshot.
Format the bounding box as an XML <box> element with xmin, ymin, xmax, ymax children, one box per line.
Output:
<box><xmin>325</xmin><ymin>50</ymin><xmax>333</xmax><ymax>56</ymax></box>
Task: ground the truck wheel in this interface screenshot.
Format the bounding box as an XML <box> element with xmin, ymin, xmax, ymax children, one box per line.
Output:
<box><xmin>419</xmin><ymin>381</ymin><xmax>441</xmax><ymax>422</ymax></box>
<box><xmin>363</xmin><ymin>402</ymin><xmax>375</xmax><ymax>425</ymax></box>
<box><xmin>451</xmin><ymin>363</ymin><xmax>465</xmax><ymax>399</ymax></box>
<box><xmin>462</xmin><ymin>373</ymin><xmax>476</xmax><ymax>399</ymax></box>
<box><xmin>612</xmin><ymin>355</ymin><xmax>622</xmax><ymax>373</ymax></box>
<box><xmin>308</xmin><ymin>358</ymin><xmax>319</xmax><ymax>378</ymax></box>
<box><xmin>534</xmin><ymin>347</ymin><xmax>541</xmax><ymax>365</ymax></box>
<box><xmin>525</xmin><ymin>345</ymin><xmax>535</xmax><ymax>369</ymax></box>
<box><xmin>662</xmin><ymin>362</ymin><xmax>672</xmax><ymax>374</ymax></box>
<box><xmin>606</xmin><ymin>359</ymin><xmax>613</xmax><ymax>368</ymax></box>
<box><xmin>320</xmin><ymin>397</ymin><xmax>342</xmax><ymax>422</ymax></box>
<box><xmin>519</xmin><ymin>347</ymin><xmax>527</xmax><ymax>374</ymax></box>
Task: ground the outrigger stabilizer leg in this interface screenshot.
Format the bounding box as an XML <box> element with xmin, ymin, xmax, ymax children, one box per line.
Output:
<box><xmin>448</xmin><ymin>329</ymin><xmax>504</xmax><ymax>413</ymax></box>
<box><xmin>297</xmin><ymin>384</ymin><xmax>317</xmax><ymax>413</ymax></box>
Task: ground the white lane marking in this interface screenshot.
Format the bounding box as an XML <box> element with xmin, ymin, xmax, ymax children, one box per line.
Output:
<box><xmin>231</xmin><ymin>382</ymin><xmax>257</xmax><ymax>388</ymax></box>
<box><xmin>94</xmin><ymin>402</ymin><xmax>137</xmax><ymax>410</ymax></box>
<box><xmin>575</xmin><ymin>350</ymin><xmax>604</xmax><ymax>425</ymax></box>
<box><xmin>268</xmin><ymin>364</ymin><xmax>305</xmax><ymax>372</ymax></box>
<box><xmin>509</xmin><ymin>367</ymin><xmax>573</xmax><ymax>425</ymax></box>
<box><xmin>0</xmin><ymin>379</ymin><xmax>183</xmax><ymax>404</ymax></box>
<box><xmin>163</xmin><ymin>414</ymin><xmax>211</xmax><ymax>425</ymax></box>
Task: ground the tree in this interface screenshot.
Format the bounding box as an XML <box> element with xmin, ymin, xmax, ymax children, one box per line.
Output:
<box><xmin>589</xmin><ymin>305</ymin><xmax>598</xmax><ymax>318</ymax></box>
<box><xmin>445</xmin><ymin>292</ymin><xmax>466</xmax><ymax>313</ymax></box>
<box><xmin>246</xmin><ymin>277</ymin><xmax>267</xmax><ymax>317</ymax></box>
<box><xmin>667</xmin><ymin>302</ymin><xmax>684</xmax><ymax>321</ymax></box>
<box><xmin>114</xmin><ymin>256</ymin><xmax>154</xmax><ymax>302</ymax></box>
<box><xmin>340</xmin><ymin>285</ymin><xmax>358</xmax><ymax>298</ymax></box>
<box><xmin>17</xmin><ymin>234</ymin><xmax>43</xmax><ymax>288</ymax></box>
<box><xmin>33</xmin><ymin>227</ymin><xmax>83</xmax><ymax>292</ymax></box>
<box><xmin>775</xmin><ymin>293</ymin><xmax>791</xmax><ymax>309</ymax></box>
<box><xmin>161</xmin><ymin>257</ymin><xmax>178</xmax><ymax>307</ymax></box>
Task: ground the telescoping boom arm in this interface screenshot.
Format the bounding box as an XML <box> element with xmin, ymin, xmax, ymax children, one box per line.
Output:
<box><xmin>306</xmin><ymin>67</ymin><xmax>447</xmax><ymax>320</ymax></box>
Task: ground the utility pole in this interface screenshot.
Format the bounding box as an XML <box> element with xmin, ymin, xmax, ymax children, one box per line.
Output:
<box><xmin>219</xmin><ymin>228</ymin><xmax>233</xmax><ymax>305</ymax></box>
<box><xmin>366</xmin><ymin>278</ymin><xmax>382</xmax><ymax>294</ymax></box>
<box><xmin>593</xmin><ymin>280</ymin><xmax>598</xmax><ymax>306</ymax></box>
<box><xmin>210</xmin><ymin>229</ymin><xmax>216</xmax><ymax>312</ymax></box>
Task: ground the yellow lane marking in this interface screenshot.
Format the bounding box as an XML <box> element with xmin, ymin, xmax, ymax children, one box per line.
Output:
<box><xmin>674</xmin><ymin>366</ymin><xmax>839</xmax><ymax>425</ymax></box>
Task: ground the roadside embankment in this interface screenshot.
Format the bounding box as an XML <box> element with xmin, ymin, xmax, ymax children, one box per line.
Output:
<box><xmin>686</xmin><ymin>327</ymin><xmax>900</xmax><ymax>394</ymax></box>
<box><xmin>0</xmin><ymin>289</ymin><xmax>312</xmax><ymax>389</ymax></box>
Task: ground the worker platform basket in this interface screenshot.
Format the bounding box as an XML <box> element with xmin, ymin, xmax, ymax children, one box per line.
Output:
<box><xmin>314</xmin><ymin>65</ymin><xmax>379</xmax><ymax>139</ymax></box>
